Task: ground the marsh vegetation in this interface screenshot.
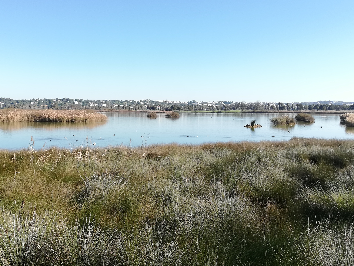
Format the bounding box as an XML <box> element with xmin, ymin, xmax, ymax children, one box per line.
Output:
<box><xmin>1</xmin><ymin>139</ymin><xmax>354</xmax><ymax>265</ymax></box>
<box><xmin>0</xmin><ymin>109</ymin><xmax>107</xmax><ymax>123</ymax></box>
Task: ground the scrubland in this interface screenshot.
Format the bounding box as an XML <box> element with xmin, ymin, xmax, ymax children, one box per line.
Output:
<box><xmin>1</xmin><ymin>139</ymin><xmax>354</xmax><ymax>265</ymax></box>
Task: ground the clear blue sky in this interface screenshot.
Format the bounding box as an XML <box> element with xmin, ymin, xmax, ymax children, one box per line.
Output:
<box><xmin>1</xmin><ymin>0</ymin><xmax>353</xmax><ymax>102</ymax></box>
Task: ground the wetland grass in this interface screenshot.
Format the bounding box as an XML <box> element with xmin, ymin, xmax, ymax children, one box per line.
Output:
<box><xmin>0</xmin><ymin>109</ymin><xmax>107</xmax><ymax>123</ymax></box>
<box><xmin>1</xmin><ymin>139</ymin><xmax>354</xmax><ymax>265</ymax></box>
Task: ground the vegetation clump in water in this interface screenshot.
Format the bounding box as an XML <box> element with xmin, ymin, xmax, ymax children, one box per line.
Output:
<box><xmin>1</xmin><ymin>139</ymin><xmax>354</xmax><ymax>264</ymax></box>
<box><xmin>271</xmin><ymin>115</ymin><xmax>296</xmax><ymax>126</ymax></box>
<box><xmin>165</xmin><ymin>111</ymin><xmax>180</xmax><ymax>119</ymax></box>
<box><xmin>147</xmin><ymin>112</ymin><xmax>157</xmax><ymax>119</ymax></box>
<box><xmin>0</xmin><ymin>109</ymin><xmax>107</xmax><ymax>123</ymax></box>
<box><xmin>340</xmin><ymin>113</ymin><xmax>354</xmax><ymax>127</ymax></box>
<box><xmin>295</xmin><ymin>113</ymin><xmax>315</xmax><ymax>123</ymax></box>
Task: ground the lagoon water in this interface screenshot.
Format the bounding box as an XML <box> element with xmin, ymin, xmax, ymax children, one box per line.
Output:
<box><xmin>0</xmin><ymin>112</ymin><xmax>353</xmax><ymax>150</ymax></box>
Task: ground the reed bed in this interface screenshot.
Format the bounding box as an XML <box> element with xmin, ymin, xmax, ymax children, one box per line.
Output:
<box><xmin>1</xmin><ymin>139</ymin><xmax>354</xmax><ymax>265</ymax></box>
<box><xmin>0</xmin><ymin>109</ymin><xmax>107</xmax><ymax>123</ymax></box>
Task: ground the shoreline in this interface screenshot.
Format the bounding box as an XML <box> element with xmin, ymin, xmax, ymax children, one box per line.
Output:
<box><xmin>100</xmin><ymin>109</ymin><xmax>353</xmax><ymax>115</ymax></box>
<box><xmin>1</xmin><ymin>108</ymin><xmax>352</xmax><ymax>115</ymax></box>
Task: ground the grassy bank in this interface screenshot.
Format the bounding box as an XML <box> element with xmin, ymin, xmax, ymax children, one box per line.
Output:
<box><xmin>1</xmin><ymin>139</ymin><xmax>354</xmax><ymax>265</ymax></box>
<box><xmin>0</xmin><ymin>109</ymin><xmax>107</xmax><ymax>123</ymax></box>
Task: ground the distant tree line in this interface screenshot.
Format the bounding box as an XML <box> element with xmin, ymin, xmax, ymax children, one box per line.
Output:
<box><xmin>1</xmin><ymin>97</ymin><xmax>353</xmax><ymax>112</ymax></box>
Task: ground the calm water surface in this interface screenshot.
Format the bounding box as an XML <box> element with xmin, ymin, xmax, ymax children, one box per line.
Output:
<box><xmin>0</xmin><ymin>112</ymin><xmax>353</xmax><ymax>150</ymax></box>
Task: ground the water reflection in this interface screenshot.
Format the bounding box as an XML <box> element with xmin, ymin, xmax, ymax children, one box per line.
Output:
<box><xmin>272</xmin><ymin>124</ymin><xmax>295</xmax><ymax>131</ymax></box>
<box><xmin>296</xmin><ymin>121</ymin><xmax>315</xmax><ymax>127</ymax></box>
<box><xmin>0</xmin><ymin>121</ymin><xmax>107</xmax><ymax>131</ymax></box>
<box><xmin>345</xmin><ymin>127</ymin><xmax>354</xmax><ymax>135</ymax></box>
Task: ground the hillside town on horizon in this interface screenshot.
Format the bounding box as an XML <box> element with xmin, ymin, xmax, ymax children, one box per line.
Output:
<box><xmin>1</xmin><ymin>97</ymin><xmax>354</xmax><ymax>112</ymax></box>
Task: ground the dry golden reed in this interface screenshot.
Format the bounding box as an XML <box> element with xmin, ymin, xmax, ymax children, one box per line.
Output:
<box><xmin>0</xmin><ymin>109</ymin><xmax>107</xmax><ymax>123</ymax></box>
